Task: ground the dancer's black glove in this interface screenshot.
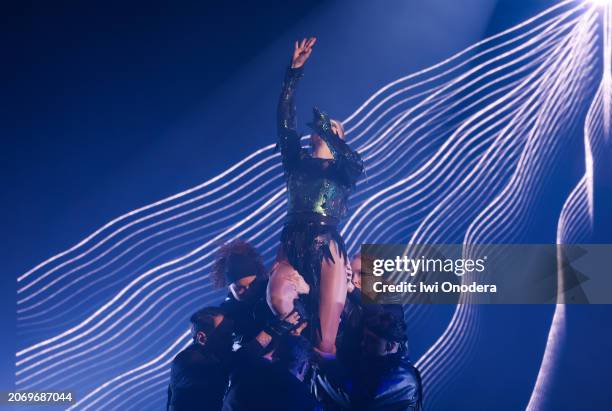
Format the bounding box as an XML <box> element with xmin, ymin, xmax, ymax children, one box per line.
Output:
<box><xmin>264</xmin><ymin>315</ymin><xmax>299</xmax><ymax>339</ymax></box>
<box><xmin>264</xmin><ymin>299</ymin><xmax>309</xmax><ymax>339</ymax></box>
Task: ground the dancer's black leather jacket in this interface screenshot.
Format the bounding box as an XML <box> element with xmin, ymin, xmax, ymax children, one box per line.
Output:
<box><xmin>312</xmin><ymin>351</ymin><xmax>423</xmax><ymax>411</ymax></box>
<box><xmin>166</xmin><ymin>337</ymin><xmax>264</xmax><ymax>411</ymax></box>
<box><xmin>220</xmin><ymin>278</ymin><xmax>271</xmax><ymax>349</ymax></box>
<box><xmin>277</xmin><ymin>66</ymin><xmax>363</xmax><ymax>224</ymax></box>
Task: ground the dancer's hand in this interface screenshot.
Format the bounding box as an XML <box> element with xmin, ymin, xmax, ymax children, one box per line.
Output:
<box><xmin>288</xmin><ymin>269</ymin><xmax>310</xmax><ymax>295</ymax></box>
<box><xmin>284</xmin><ymin>311</ymin><xmax>308</xmax><ymax>336</ymax></box>
<box><xmin>346</xmin><ymin>263</ymin><xmax>355</xmax><ymax>294</ymax></box>
<box><xmin>291</xmin><ymin>37</ymin><xmax>317</xmax><ymax>68</ymax></box>
<box><xmin>284</xmin><ymin>311</ymin><xmax>301</xmax><ymax>325</ymax></box>
<box><xmin>265</xmin><ymin>311</ymin><xmax>302</xmax><ymax>338</ymax></box>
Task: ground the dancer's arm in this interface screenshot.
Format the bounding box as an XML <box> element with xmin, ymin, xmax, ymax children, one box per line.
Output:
<box><xmin>277</xmin><ymin>38</ymin><xmax>316</xmax><ymax>172</ymax></box>
<box><xmin>309</xmin><ymin>108</ymin><xmax>364</xmax><ymax>185</ymax></box>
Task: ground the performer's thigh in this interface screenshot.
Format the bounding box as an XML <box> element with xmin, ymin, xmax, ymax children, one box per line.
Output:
<box><xmin>318</xmin><ymin>240</ymin><xmax>347</xmax><ymax>353</ymax></box>
<box><xmin>320</xmin><ymin>241</ymin><xmax>347</xmax><ymax>303</ymax></box>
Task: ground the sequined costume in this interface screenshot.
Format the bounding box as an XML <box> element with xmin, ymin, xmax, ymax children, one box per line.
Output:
<box><xmin>276</xmin><ymin>65</ymin><xmax>364</xmax><ymax>320</ymax></box>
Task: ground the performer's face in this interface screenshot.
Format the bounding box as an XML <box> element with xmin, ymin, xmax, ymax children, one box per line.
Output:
<box><xmin>311</xmin><ymin>119</ymin><xmax>345</xmax><ymax>148</ymax></box>
<box><xmin>193</xmin><ymin>313</ymin><xmax>225</xmax><ymax>346</ymax></box>
<box><xmin>229</xmin><ymin>275</ymin><xmax>257</xmax><ymax>301</ymax></box>
<box><xmin>350</xmin><ymin>256</ymin><xmax>362</xmax><ymax>290</ymax></box>
<box><xmin>361</xmin><ymin>328</ymin><xmax>398</xmax><ymax>357</ymax></box>
<box><xmin>200</xmin><ymin>315</ymin><xmax>235</xmax><ymax>357</ymax></box>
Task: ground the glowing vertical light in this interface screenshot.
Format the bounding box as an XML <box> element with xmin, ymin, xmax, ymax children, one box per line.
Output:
<box><xmin>602</xmin><ymin>3</ymin><xmax>612</xmax><ymax>136</ymax></box>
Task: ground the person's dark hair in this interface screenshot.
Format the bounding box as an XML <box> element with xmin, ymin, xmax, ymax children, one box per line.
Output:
<box><xmin>272</xmin><ymin>335</ymin><xmax>312</xmax><ymax>373</ymax></box>
<box><xmin>190</xmin><ymin>306</ymin><xmax>224</xmax><ymax>337</ymax></box>
<box><xmin>211</xmin><ymin>239</ymin><xmax>266</xmax><ymax>288</ymax></box>
<box><xmin>364</xmin><ymin>310</ymin><xmax>408</xmax><ymax>344</ymax></box>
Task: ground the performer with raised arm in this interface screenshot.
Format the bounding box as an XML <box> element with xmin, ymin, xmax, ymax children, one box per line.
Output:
<box><xmin>267</xmin><ymin>37</ymin><xmax>364</xmax><ymax>355</ymax></box>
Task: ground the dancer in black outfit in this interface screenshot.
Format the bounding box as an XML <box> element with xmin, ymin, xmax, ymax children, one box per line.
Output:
<box><xmin>167</xmin><ymin>306</ymin><xmax>301</xmax><ymax>411</ymax></box>
<box><xmin>222</xmin><ymin>335</ymin><xmax>317</xmax><ymax>411</ymax></box>
<box><xmin>313</xmin><ymin>309</ymin><xmax>423</xmax><ymax>411</ymax></box>
<box><xmin>267</xmin><ymin>37</ymin><xmax>364</xmax><ymax>354</ymax></box>
<box><xmin>211</xmin><ymin>239</ymin><xmax>271</xmax><ymax>349</ymax></box>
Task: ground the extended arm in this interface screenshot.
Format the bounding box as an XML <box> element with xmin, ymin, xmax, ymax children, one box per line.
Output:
<box><xmin>276</xmin><ymin>37</ymin><xmax>317</xmax><ymax>172</ymax></box>
<box><xmin>277</xmin><ymin>66</ymin><xmax>304</xmax><ymax>171</ymax></box>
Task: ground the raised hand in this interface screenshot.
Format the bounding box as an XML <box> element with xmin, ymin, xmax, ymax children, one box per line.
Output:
<box><xmin>291</xmin><ymin>37</ymin><xmax>317</xmax><ymax>69</ymax></box>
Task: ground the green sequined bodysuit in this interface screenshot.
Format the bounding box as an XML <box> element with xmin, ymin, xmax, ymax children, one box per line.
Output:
<box><xmin>275</xmin><ymin>65</ymin><xmax>364</xmax><ymax>325</ymax></box>
<box><xmin>277</xmin><ymin>66</ymin><xmax>363</xmax><ymax>224</ymax></box>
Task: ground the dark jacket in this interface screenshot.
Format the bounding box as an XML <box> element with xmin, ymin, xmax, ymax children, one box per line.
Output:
<box><xmin>167</xmin><ymin>341</ymin><xmax>264</xmax><ymax>411</ymax></box>
<box><xmin>167</xmin><ymin>344</ymin><xmax>229</xmax><ymax>411</ymax></box>
<box><xmin>313</xmin><ymin>352</ymin><xmax>422</xmax><ymax>411</ymax></box>
<box><xmin>220</xmin><ymin>279</ymin><xmax>271</xmax><ymax>349</ymax></box>
<box><xmin>337</xmin><ymin>290</ymin><xmax>406</xmax><ymax>367</ymax></box>
<box><xmin>223</xmin><ymin>357</ymin><xmax>317</xmax><ymax>411</ymax></box>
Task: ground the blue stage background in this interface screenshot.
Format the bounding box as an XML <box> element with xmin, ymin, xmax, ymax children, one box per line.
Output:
<box><xmin>3</xmin><ymin>0</ymin><xmax>611</xmax><ymax>409</ymax></box>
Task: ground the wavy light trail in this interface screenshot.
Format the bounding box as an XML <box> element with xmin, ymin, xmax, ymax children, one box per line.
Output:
<box><xmin>14</xmin><ymin>1</ymin><xmax>609</xmax><ymax>409</ymax></box>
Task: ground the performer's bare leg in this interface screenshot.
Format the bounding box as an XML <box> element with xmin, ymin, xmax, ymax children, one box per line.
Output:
<box><xmin>317</xmin><ymin>240</ymin><xmax>347</xmax><ymax>354</ymax></box>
